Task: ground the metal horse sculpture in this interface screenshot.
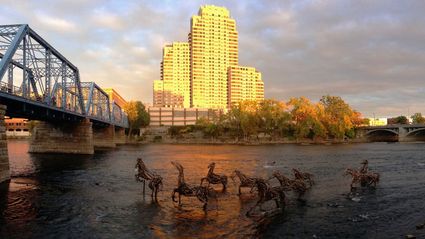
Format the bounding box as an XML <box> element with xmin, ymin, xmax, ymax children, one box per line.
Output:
<box><xmin>231</xmin><ymin>170</ymin><xmax>259</xmax><ymax>195</ymax></box>
<box><xmin>270</xmin><ymin>171</ymin><xmax>309</xmax><ymax>199</ymax></box>
<box><xmin>200</xmin><ymin>162</ymin><xmax>228</xmax><ymax>191</ymax></box>
<box><xmin>247</xmin><ymin>178</ymin><xmax>286</xmax><ymax>215</ymax></box>
<box><xmin>171</xmin><ymin>161</ymin><xmax>213</xmax><ymax>210</ymax></box>
<box><xmin>292</xmin><ymin>168</ymin><xmax>315</xmax><ymax>187</ymax></box>
<box><xmin>345</xmin><ymin>160</ymin><xmax>380</xmax><ymax>191</ymax></box>
<box><xmin>135</xmin><ymin>158</ymin><xmax>163</xmax><ymax>201</ymax></box>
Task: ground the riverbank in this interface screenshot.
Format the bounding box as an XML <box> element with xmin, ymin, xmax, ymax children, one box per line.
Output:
<box><xmin>132</xmin><ymin>136</ymin><xmax>368</xmax><ymax>145</ymax></box>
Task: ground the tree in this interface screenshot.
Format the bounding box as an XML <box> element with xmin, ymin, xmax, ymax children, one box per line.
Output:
<box><xmin>388</xmin><ymin>115</ymin><xmax>408</xmax><ymax>125</ymax></box>
<box><xmin>319</xmin><ymin>95</ymin><xmax>361</xmax><ymax>139</ymax></box>
<box><xmin>258</xmin><ymin>99</ymin><xmax>291</xmax><ymax>139</ymax></box>
<box><xmin>288</xmin><ymin>97</ymin><xmax>327</xmax><ymax>140</ymax></box>
<box><xmin>123</xmin><ymin>101</ymin><xmax>150</xmax><ymax>139</ymax></box>
<box><xmin>411</xmin><ymin>113</ymin><xmax>425</xmax><ymax>124</ymax></box>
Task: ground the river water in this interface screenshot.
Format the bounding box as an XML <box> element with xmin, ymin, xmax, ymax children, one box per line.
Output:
<box><xmin>0</xmin><ymin>140</ymin><xmax>424</xmax><ymax>239</ymax></box>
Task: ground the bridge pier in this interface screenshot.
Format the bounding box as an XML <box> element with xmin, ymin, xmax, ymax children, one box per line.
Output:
<box><xmin>0</xmin><ymin>105</ymin><xmax>10</xmax><ymax>184</ymax></box>
<box><xmin>93</xmin><ymin>125</ymin><xmax>116</xmax><ymax>149</ymax></box>
<box><xmin>29</xmin><ymin>119</ymin><xmax>94</xmax><ymax>154</ymax></box>
<box><xmin>114</xmin><ymin>127</ymin><xmax>126</xmax><ymax>145</ymax></box>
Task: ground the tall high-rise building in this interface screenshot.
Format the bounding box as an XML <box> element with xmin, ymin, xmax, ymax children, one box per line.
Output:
<box><xmin>160</xmin><ymin>42</ymin><xmax>190</xmax><ymax>108</ymax></box>
<box><xmin>153</xmin><ymin>80</ymin><xmax>164</xmax><ymax>107</ymax></box>
<box><xmin>153</xmin><ymin>5</ymin><xmax>264</xmax><ymax>110</ymax></box>
<box><xmin>228</xmin><ymin>66</ymin><xmax>264</xmax><ymax>106</ymax></box>
<box><xmin>189</xmin><ymin>5</ymin><xmax>238</xmax><ymax>109</ymax></box>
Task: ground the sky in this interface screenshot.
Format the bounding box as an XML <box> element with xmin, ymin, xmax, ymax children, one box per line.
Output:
<box><xmin>0</xmin><ymin>0</ymin><xmax>424</xmax><ymax>117</ymax></box>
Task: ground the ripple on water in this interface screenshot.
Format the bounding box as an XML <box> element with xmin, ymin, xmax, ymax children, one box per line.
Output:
<box><xmin>1</xmin><ymin>141</ymin><xmax>425</xmax><ymax>238</ymax></box>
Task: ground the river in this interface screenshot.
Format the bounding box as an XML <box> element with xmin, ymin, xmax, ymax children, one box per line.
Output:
<box><xmin>1</xmin><ymin>140</ymin><xmax>424</xmax><ymax>238</ymax></box>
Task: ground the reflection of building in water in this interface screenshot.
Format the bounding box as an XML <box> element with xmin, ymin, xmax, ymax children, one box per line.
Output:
<box><xmin>148</xmin><ymin>107</ymin><xmax>224</xmax><ymax>126</ymax></box>
<box><xmin>5</xmin><ymin>117</ymin><xmax>30</xmax><ymax>137</ymax></box>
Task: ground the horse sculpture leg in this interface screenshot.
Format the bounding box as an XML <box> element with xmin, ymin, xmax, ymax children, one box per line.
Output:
<box><xmin>143</xmin><ymin>180</ymin><xmax>146</xmax><ymax>196</ymax></box>
<box><xmin>238</xmin><ymin>186</ymin><xmax>241</xmax><ymax>195</ymax></box>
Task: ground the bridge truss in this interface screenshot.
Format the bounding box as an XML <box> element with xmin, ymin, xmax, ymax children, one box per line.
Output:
<box><xmin>0</xmin><ymin>24</ymin><xmax>128</xmax><ymax>127</ymax></box>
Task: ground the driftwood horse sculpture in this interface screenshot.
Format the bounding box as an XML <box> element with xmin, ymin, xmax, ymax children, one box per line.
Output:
<box><xmin>270</xmin><ymin>171</ymin><xmax>309</xmax><ymax>199</ymax></box>
<box><xmin>345</xmin><ymin>160</ymin><xmax>380</xmax><ymax>191</ymax></box>
<box><xmin>247</xmin><ymin>178</ymin><xmax>286</xmax><ymax>215</ymax></box>
<box><xmin>135</xmin><ymin>157</ymin><xmax>163</xmax><ymax>201</ymax></box>
<box><xmin>292</xmin><ymin>168</ymin><xmax>315</xmax><ymax>187</ymax></box>
<box><xmin>200</xmin><ymin>162</ymin><xmax>228</xmax><ymax>191</ymax></box>
<box><xmin>231</xmin><ymin>170</ymin><xmax>259</xmax><ymax>195</ymax></box>
<box><xmin>171</xmin><ymin>161</ymin><xmax>213</xmax><ymax>210</ymax></box>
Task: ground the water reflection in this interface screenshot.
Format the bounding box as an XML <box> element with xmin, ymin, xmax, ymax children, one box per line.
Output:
<box><xmin>1</xmin><ymin>141</ymin><xmax>425</xmax><ymax>238</ymax></box>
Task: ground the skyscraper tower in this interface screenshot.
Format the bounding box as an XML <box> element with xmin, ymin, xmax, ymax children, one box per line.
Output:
<box><xmin>189</xmin><ymin>5</ymin><xmax>238</xmax><ymax>109</ymax></box>
<box><xmin>153</xmin><ymin>5</ymin><xmax>264</xmax><ymax>110</ymax></box>
<box><xmin>157</xmin><ymin>42</ymin><xmax>190</xmax><ymax>108</ymax></box>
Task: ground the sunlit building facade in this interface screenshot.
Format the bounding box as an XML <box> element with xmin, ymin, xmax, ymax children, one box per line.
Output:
<box><xmin>153</xmin><ymin>80</ymin><xmax>164</xmax><ymax>107</ymax></box>
<box><xmin>103</xmin><ymin>88</ymin><xmax>127</xmax><ymax>109</ymax></box>
<box><xmin>159</xmin><ymin>42</ymin><xmax>190</xmax><ymax>108</ymax></box>
<box><xmin>153</xmin><ymin>5</ymin><xmax>263</xmax><ymax>111</ymax></box>
<box><xmin>228</xmin><ymin>66</ymin><xmax>264</xmax><ymax>106</ymax></box>
<box><xmin>189</xmin><ymin>5</ymin><xmax>239</xmax><ymax>109</ymax></box>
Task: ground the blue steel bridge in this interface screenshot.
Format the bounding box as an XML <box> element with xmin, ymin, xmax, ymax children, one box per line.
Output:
<box><xmin>0</xmin><ymin>24</ymin><xmax>132</xmax><ymax>185</ymax></box>
<box><xmin>0</xmin><ymin>24</ymin><xmax>128</xmax><ymax>128</ymax></box>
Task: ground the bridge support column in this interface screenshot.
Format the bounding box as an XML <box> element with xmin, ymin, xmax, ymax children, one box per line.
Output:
<box><xmin>398</xmin><ymin>127</ymin><xmax>409</xmax><ymax>142</ymax></box>
<box><xmin>93</xmin><ymin>125</ymin><xmax>116</xmax><ymax>149</ymax></box>
<box><xmin>0</xmin><ymin>105</ymin><xmax>10</xmax><ymax>184</ymax></box>
<box><xmin>114</xmin><ymin>127</ymin><xmax>126</xmax><ymax>145</ymax></box>
<box><xmin>29</xmin><ymin>119</ymin><xmax>94</xmax><ymax>154</ymax></box>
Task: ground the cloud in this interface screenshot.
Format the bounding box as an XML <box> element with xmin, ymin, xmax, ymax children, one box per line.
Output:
<box><xmin>0</xmin><ymin>0</ymin><xmax>424</xmax><ymax>116</ymax></box>
<box><xmin>34</xmin><ymin>11</ymin><xmax>77</xmax><ymax>33</ymax></box>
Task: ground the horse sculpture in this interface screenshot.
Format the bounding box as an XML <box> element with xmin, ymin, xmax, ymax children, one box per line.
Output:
<box><xmin>270</xmin><ymin>171</ymin><xmax>308</xmax><ymax>199</ymax></box>
<box><xmin>171</xmin><ymin>161</ymin><xmax>213</xmax><ymax>210</ymax></box>
<box><xmin>345</xmin><ymin>160</ymin><xmax>380</xmax><ymax>190</ymax></box>
<box><xmin>135</xmin><ymin>157</ymin><xmax>163</xmax><ymax>201</ymax></box>
<box><xmin>231</xmin><ymin>170</ymin><xmax>259</xmax><ymax>195</ymax></box>
<box><xmin>247</xmin><ymin>178</ymin><xmax>286</xmax><ymax>216</ymax></box>
<box><xmin>200</xmin><ymin>162</ymin><xmax>228</xmax><ymax>192</ymax></box>
<box><xmin>292</xmin><ymin>168</ymin><xmax>315</xmax><ymax>187</ymax></box>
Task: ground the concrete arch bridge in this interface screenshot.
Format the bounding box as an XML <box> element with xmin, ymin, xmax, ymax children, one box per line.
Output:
<box><xmin>357</xmin><ymin>125</ymin><xmax>425</xmax><ymax>142</ymax></box>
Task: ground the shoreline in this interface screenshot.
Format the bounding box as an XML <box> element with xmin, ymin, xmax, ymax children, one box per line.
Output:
<box><xmin>130</xmin><ymin>138</ymin><xmax>370</xmax><ymax>146</ymax></box>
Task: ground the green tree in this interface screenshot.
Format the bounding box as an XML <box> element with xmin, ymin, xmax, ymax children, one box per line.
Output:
<box><xmin>388</xmin><ymin>115</ymin><xmax>408</xmax><ymax>125</ymax></box>
<box><xmin>258</xmin><ymin>99</ymin><xmax>291</xmax><ymax>139</ymax></box>
<box><xmin>123</xmin><ymin>101</ymin><xmax>150</xmax><ymax>139</ymax></box>
<box><xmin>411</xmin><ymin>113</ymin><xmax>425</xmax><ymax>124</ymax></box>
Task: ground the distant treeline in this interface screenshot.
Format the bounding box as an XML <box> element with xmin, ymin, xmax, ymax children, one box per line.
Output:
<box><xmin>168</xmin><ymin>95</ymin><xmax>369</xmax><ymax>141</ymax></box>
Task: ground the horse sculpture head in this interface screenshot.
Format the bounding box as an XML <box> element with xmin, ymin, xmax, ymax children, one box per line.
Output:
<box><xmin>208</xmin><ymin>162</ymin><xmax>216</xmax><ymax>169</ymax></box>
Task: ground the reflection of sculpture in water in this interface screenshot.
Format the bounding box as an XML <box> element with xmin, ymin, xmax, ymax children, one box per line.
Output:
<box><xmin>135</xmin><ymin>157</ymin><xmax>163</xmax><ymax>201</ymax></box>
<box><xmin>345</xmin><ymin>160</ymin><xmax>380</xmax><ymax>191</ymax></box>
<box><xmin>231</xmin><ymin>170</ymin><xmax>259</xmax><ymax>195</ymax></box>
<box><xmin>247</xmin><ymin>178</ymin><xmax>286</xmax><ymax>216</ymax></box>
<box><xmin>200</xmin><ymin>162</ymin><xmax>228</xmax><ymax>192</ymax></box>
<box><xmin>171</xmin><ymin>161</ymin><xmax>214</xmax><ymax>210</ymax></box>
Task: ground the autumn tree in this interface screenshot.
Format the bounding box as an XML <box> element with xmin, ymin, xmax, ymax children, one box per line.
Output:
<box><xmin>319</xmin><ymin>95</ymin><xmax>360</xmax><ymax>139</ymax></box>
<box><xmin>123</xmin><ymin>101</ymin><xmax>150</xmax><ymax>139</ymax></box>
<box><xmin>411</xmin><ymin>113</ymin><xmax>425</xmax><ymax>124</ymax></box>
<box><xmin>289</xmin><ymin>97</ymin><xmax>327</xmax><ymax>140</ymax></box>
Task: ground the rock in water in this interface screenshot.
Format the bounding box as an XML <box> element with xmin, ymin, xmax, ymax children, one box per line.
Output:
<box><xmin>405</xmin><ymin>235</ymin><xmax>416</xmax><ymax>239</ymax></box>
<box><xmin>416</xmin><ymin>223</ymin><xmax>424</xmax><ymax>230</ymax></box>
